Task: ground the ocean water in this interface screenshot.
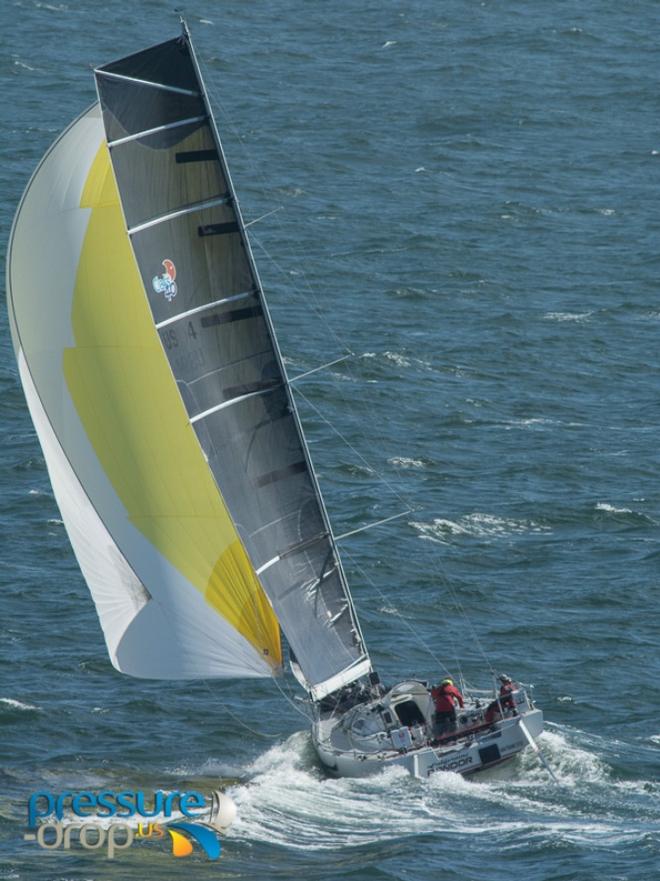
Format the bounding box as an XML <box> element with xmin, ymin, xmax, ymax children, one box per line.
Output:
<box><xmin>1</xmin><ymin>1</ymin><xmax>659</xmax><ymax>879</ymax></box>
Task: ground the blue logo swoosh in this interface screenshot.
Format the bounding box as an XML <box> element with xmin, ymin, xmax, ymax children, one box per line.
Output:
<box><xmin>168</xmin><ymin>822</ymin><xmax>222</xmax><ymax>860</ymax></box>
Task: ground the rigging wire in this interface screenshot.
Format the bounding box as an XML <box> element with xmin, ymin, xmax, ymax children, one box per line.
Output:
<box><xmin>197</xmin><ymin>45</ymin><xmax>420</xmax><ymax>510</ymax></box>
<box><xmin>293</xmin><ymin>386</ymin><xmax>417</xmax><ymax>514</ymax></box>
<box><xmin>418</xmin><ymin>539</ymin><xmax>497</xmax><ymax>678</ymax></box>
<box><xmin>248</xmin><ymin>224</ymin><xmax>408</xmax><ymax>474</ymax></box>
<box><xmin>289</xmin><ymin>353</ymin><xmax>354</xmax><ymax>384</ymax></box>
<box><xmin>192</xmin><ymin>39</ymin><xmax>418</xmax><ymax>688</ymax></box>
<box><xmin>342</xmin><ymin>547</ymin><xmax>453</xmax><ymax>679</ymax></box>
<box><xmin>271</xmin><ymin>670</ymin><xmax>315</xmax><ymax>724</ymax></box>
<box><xmin>192</xmin><ymin>52</ymin><xmax>342</xmax><ymax>342</ymax></box>
<box><xmin>201</xmin><ymin>669</ymin><xmax>313</xmax><ymax>742</ymax></box>
<box><xmin>250</xmin><ymin>232</ymin><xmax>354</xmax><ymax>359</ymax></box>
<box><xmin>196</xmin><ymin>44</ymin><xmax>404</xmax><ymax>477</ymax></box>
<box><xmin>196</xmin><ymin>42</ymin><xmax>501</xmax><ymax>684</ymax></box>
<box><xmin>195</xmin><ymin>54</ymin><xmax>354</xmax><ymax>355</ymax></box>
<box><xmin>244</xmin><ymin>206</ymin><xmax>284</xmax><ymax>228</ymax></box>
<box><xmin>201</xmin><ymin>681</ymin><xmax>281</xmax><ymax>740</ymax></box>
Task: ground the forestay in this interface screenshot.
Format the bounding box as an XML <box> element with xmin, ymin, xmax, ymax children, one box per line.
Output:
<box><xmin>94</xmin><ymin>30</ymin><xmax>370</xmax><ymax>698</ymax></box>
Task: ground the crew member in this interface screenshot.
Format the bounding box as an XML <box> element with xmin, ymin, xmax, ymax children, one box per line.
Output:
<box><xmin>484</xmin><ymin>673</ymin><xmax>517</xmax><ymax>724</ymax></box>
<box><xmin>431</xmin><ymin>677</ymin><xmax>464</xmax><ymax>736</ymax></box>
<box><xmin>498</xmin><ymin>674</ymin><xmax>515</xmax><ymax>709</ymax></box>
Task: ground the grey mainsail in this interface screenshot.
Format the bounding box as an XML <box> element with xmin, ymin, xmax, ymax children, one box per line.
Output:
<box><xmin>94</xmin><ymin>29</ymin><xmax>371</xmax><ymax>698</ymax></box>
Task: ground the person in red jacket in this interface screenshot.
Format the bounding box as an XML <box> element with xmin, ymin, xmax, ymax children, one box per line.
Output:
<box><xmin>484</xmin><ymin>674</ymin><xmax>517</xmax><ymax>724</ymax></box>
<box><xmin>431</xmin><ymin>677</ymin><xmax>464</xmax><ymax>736</ymax></box>
<box><xmin>498</xmin><ymin>674</ymin><xmax>515</xmax><ymax>704</ymax></box>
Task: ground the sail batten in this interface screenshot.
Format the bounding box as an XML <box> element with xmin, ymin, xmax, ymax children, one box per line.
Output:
<box><xmin>108</xmin><ymin>115</ymin><xmax>208</xmax><ymax>147</ymax></box>
<box><xmin>127</xmin><ymin>194</ymin><xmax>230</xmax><ymax>235</ymax></box>
<box><xmin>155</xmin><ymin>290</ymin><xmax>252</xmax><ymax>329</ymax></box>
<box><xmin>96</xmin><ymin>68</ymin><xmax>200</xmax><ymax>97</ymax></box>
<box><xmin>189</xmin><ymin>384</ymin><xmax>281</xmax><ymax>423</ymax></box>
<box><xmin>94</xmin><ymin>31</ymin><xmax>371</xmax><ymax>696</ymax></box>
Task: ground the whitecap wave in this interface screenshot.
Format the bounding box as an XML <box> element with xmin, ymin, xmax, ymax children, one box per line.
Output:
<box><xmin>378</xmin><ymin>605</ymin><xmax>400</xmax><ymax>615</ymax></box>
<box><xmin>0</xmin><ymin>697</ymin><xmax>39</xmax><ymax>711</ymax></box>
<box><xmin>166</xmin><ymin>756</ymin><xmax>247</xmax><ymax>779</ymax></box>
<box><xmin>384</xmin><ymin>351</ymin><xmax>411</xmax><ymax>367</ymax></box>
<box><xmin>411</xmin><ymin>513</ymin><xmax>551</xmax><ymax>543</ymax></box>
<box><xmin>388</xmin><ymin>456</ymin><xmax>425</xmax><ymax>469</ymax></box>
<box><xmin>13</xmin><ymin>59</ymin><xmax>37</xmax><ymax>72</ymax></box>
<box><xmin>595</xmin><ymin>502</ymin><xmax>632</xmax><ymax>514</ymax></box>
<box><xmin>543</xmin><ymin>311</ymin><xmax>593</xmax><ymax>322</ymax></box>
<box><xmin>531</xmin><ymin>729</ymin><xmax>608</xmax><ymax>786</ymax></box>
<box><xmin>503</xmin><ymin>417</ymin><xmax>558</xmax><ymax>430</ymax></box>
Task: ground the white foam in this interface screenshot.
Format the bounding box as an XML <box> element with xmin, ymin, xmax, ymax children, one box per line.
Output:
<box><xmin>411</xmin><ymin>513</ymin><xmax>550</xmax><ymax>543</ymax></box>
<box><xmin>615</xmin><ymin>778</ymin><xmax>660</xmax><ymax>796</ymax></box>
<box><xmin>13</xmin><ymin>59</ymin><xmax>37</xmax><ymax>72</ymax></box>
<box><xmin>388</xmin><ymin>456</ymin><xmax>425</xmax><ymax>469</ymax></box>
<box><xmin>219</xmin><ymin>724</ymin><xmax>644</xmax><ymax>850</ymax></box>
<box><xmin>531</xmin><ymin>729</ymin><xmax>607</xmax><ymax>786</ymax></box>
<box><xmin>543</xmin><ymin>311</ymin><xmax>593</xmax><ymax>322</ymax></box>
<box><xmin>0</xmin><ymin>697</ymin><xmax>39</xmax><ymax>711</ymax></box>
<box><xmin>378</xmin><ymin>605</ymin><xmax>400</xmax><ymax>615</ymax></box>
<box><xmin>595</xmin><ymin>502</ymin><xmax>632</xmax><ymax>514</ymax></box>
<box><xmin>166</xmin><ymin>756</ymin><xmax>246</xmax><ymax>779</ymax></box>
<box><xmin>384</xmin><ymin>351</ymin><xmax>410</xmax><ymax>367</ymax></box>
<box><xmin>504</xmin><ymin>417</ymin><xmax>557</xmax><ymax>430</ymax></box>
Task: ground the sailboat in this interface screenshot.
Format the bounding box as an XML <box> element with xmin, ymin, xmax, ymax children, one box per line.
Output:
<box><xmin>7</xmin><ymin>23</ymin><xmax>545</xmax><ymax>779</ymax></box>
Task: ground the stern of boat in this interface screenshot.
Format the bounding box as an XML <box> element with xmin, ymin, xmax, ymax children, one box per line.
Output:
<box><xmin>311</xmin><ymin>679</ymin><xmax>546</xmax><ymax>779</ymax></box>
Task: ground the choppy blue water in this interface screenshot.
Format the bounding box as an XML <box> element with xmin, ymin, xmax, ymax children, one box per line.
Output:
<box><xmin>1</xmin><ymin>2</ymin><xmax>659</xmax><ymax>879</ymax></box>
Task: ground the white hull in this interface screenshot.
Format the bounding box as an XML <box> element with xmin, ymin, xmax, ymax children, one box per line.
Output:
<box><xmin>312</xmin><ymin>680</ymin><xmax>543</xmax><ymax>779</ymax></box>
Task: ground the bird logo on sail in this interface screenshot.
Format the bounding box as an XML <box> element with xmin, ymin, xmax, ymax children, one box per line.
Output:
<box><xmin>152</xmin><ymin>258</ymin><xmax>178</xmax><ymax>301</ymax></box>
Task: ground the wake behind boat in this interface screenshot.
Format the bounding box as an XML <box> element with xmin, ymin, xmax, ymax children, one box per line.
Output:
<box><xmin>7</xmin><ymin>21</ymin><xmax>550</xmax><ymax>782</ymax></box>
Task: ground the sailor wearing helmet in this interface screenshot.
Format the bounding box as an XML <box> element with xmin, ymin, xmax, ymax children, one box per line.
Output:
<box><xmin>431</xmin><ymin>677</ymin><xmax>464</xmax><ymax>736</ymax></box>
<box><xmin>484</xmin><ymin>673</ymin><xmax>518</xmax><ymax>724</ymax></box>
